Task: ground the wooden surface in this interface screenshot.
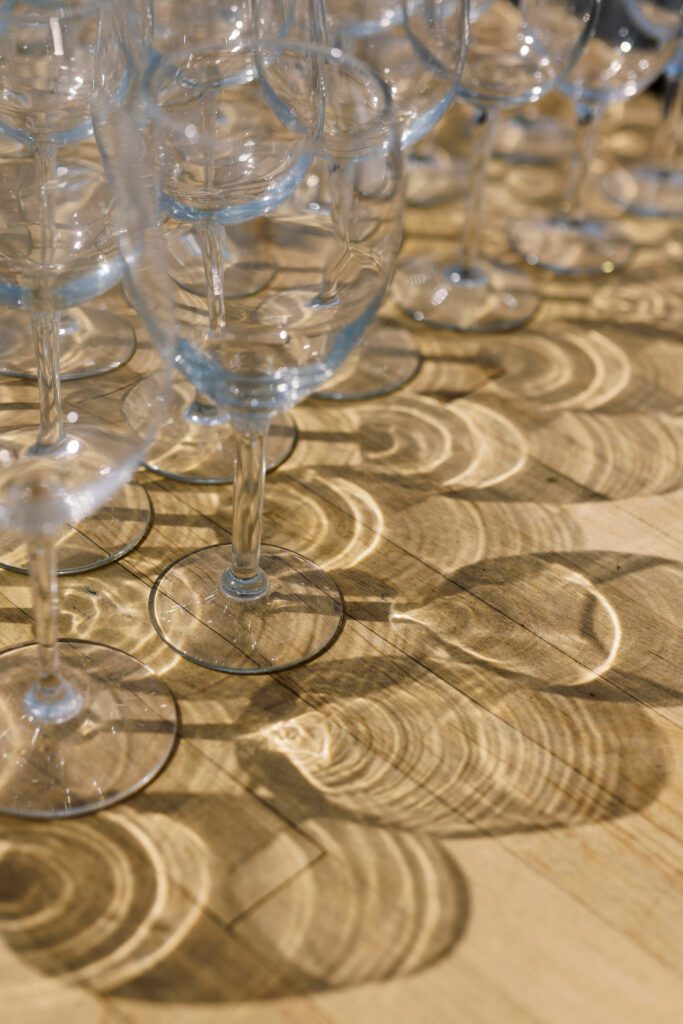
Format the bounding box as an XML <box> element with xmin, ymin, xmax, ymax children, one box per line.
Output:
<box><xmin>3</xmin><ymin>92</ymin><xmax>683</xmax><ymax>1023</ymax></box>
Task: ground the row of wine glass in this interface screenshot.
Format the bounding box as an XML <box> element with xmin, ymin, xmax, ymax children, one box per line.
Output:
<box><xmin>0</xmin><ymin>0</ymin><xmax>681</xmax><ymax>820</ymax></box>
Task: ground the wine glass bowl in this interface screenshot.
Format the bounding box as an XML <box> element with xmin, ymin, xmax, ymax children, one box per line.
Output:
<box><xmin>0</xmin><ymin>156</ymin><xmax>122</xmax><ymax>308</ymax></box>
<box><xmin>149</xmin><ymin>46</ymin><xmax>318</xmax><ymax>224</ymax></box>
<box><xmin>0</xmin><ymin>0</ymin><xmax>114</xmax><ymax>147</ymax></box>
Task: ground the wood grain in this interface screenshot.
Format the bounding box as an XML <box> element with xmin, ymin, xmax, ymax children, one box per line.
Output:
<box><xmin>2</xmin><ymin>92</ymin><xmax>683</xmax><ymax>1023</ymax></box>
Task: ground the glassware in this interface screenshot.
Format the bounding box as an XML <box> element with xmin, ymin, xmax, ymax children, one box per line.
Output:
<box><xmin>510</xmin><ymin>0</ymin><xmax>683</xmax><ymax>274</ymax></box>
<box><xmin>495</xmin><ymin>98</ymin><xmax>575</xmax><ymax>164</ymax></box>
<box><xmin>0</xmin><ymin>0</ymin><xmax>153</xmax><ymax>573</ymax></box>
<box><xmin>313</xmin><ymin>0</ymin><xmax>467</xmax><ymax>399</ymax></box>
<box><xmin>139</xmin><ymin>39</ymin><xmax>403</xmax><ymax>673</ymax></box>
<box><xmin>0</xmin><ymin>5</ymin><xmax>137</xmax><ymax>382</ymax></box>
<box><xmin>121</xmin><ymin>0</ymin><xmax>323</xmax><ymax>484</ymax></box>
<box><xmin>602</xmin><ymin>43</ymin><xmax>683</xmax><ymax>216</ymax></box>
<box><xmin>394</xmin><ymin>0</ymin><xmax>600</xmax><ymax>332</ymax></box>
<box><xmin>0</xmin><ymin>0</ymin><xmax>178</xmax><ymax>818</ymax></box>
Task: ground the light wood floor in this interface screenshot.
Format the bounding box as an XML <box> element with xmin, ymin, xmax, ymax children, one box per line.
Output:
<box><xmin>2</xmin><ymin>93</ymin><xmax>683</xmax><ymax>1024</ymax></box>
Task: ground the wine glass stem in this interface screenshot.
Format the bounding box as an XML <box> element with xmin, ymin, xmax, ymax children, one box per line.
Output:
<box><xmin>199</xmin><ymin>220</ymin><xmax>226</xmax><ymax>331</ymax></box>
<box><xmin>563</xmin><ymin>103</ymin><xmax>600</xmax><ymax>223</ymax></box>
<box><xmin>655</xmin><ymin>61</ymin><xmax>683</xmax><ymax>172</ymax></box>
<box><xmin>221</xmin><ymin>422</ymin><xmax>269</xmax><ymax>601</ymax></box>
<box><xmin>32</xmin><ymin>311</ymin><xmax>65</xmax><ymax>451</ymax></box>
<box><xmin>29</xmin><ymin>536</ymin><xmax>60</xmax><ymax>687</ymax></box>
<box><xmin>460</xmin><ymin>107</ymin><xmax>496</xmax><ymax>272</ymax></box>
<box><xmin>25</xmin><ymin>536</ymin><xmax>82</xmax><ymax>721</ymax></box>
<box><xmin>32</xmin><ymin>137</ymin><xmax>66</xmax><ymax>452</ymax></box>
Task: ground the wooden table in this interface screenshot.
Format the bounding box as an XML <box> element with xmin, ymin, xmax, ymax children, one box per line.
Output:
<box><xmin>3</xmin><ymin>92</ymin><xmax>683</xmax><ymax>1024</ymax></box>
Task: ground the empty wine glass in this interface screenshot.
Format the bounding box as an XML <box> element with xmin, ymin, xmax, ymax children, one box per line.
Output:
<box><xmin>602</xmin><ymin>42</ymin><xmax>683</xmax><ymax>216</ymax></box>
<box><xmin>313</xmin><ymin>0</ymin><xmax>467</xmax><ymax>399</ymax></box>
<box><xmin>136</xmin><ymin>39</ymin><xmax>402</xmax><ymax>673</ymax></box>
<box><xmin>0</xmin><ymin>0</ymin><xmax>178</xmax><ymax>818</ymax></box>
<box><xmin>395</xmin><ymin>0</ymin><xmax>600</xmax><ymax>332</ymax></box>
<box><xmin>121</xmin><ymin>0</ymin><xmax>327</xmax><ymax>484</ymax></box>
<box><xmin>0</xmin><ymin>0</ymin><xmax>153</xmax><ymax>573</ymax></box>
<box><xmin>510</xmin><ymin>0</ymin><xmax>683</xmax><ymax>274</ymax></box>
<box><xmin>0</xmin><ymin>2</ymin><xmax>137</xmax><ymax>382</ymax></box>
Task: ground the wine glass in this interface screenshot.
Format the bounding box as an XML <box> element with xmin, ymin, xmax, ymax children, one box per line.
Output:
<box><xmin>509</xmin><ymin>0</ymin><xmax>683</xmax><ymax>274</ymax></box>
<box><xmin>0</xmin><ymin>2</ymin><xmax>137</xmax><ymax>383</ymax></box>
<box><xmin>136</xmin><ymin>38</ymin><xmax>402</xmax><ymax>673</ymax></box>
<box><xmin>0</xmin><ymin>0</ymin><xmax>153</xmax><ymax>573</ymax></box>
<box><xmin>602</xmin><ymin>43</ymin><xmax>683</xmax><ymax>216</ymax></box>
<box><xmin>313</xmin><ymin>0</ymin><xmax>467</xmax><ymax>399</ymax></box>
<box><xmin>121</xmin><ymin>0</ymin><xmax>326</xmax><ymax>484</ymax></box>
<box><xmin>0</xmin><ymin>0</ymin><xmax>178</xmax><ymax>818</ymax></box>
<box><xmin>394</xmin><ymin>0</ymin><xmax>600</xmax><ymax>332</ymax></box>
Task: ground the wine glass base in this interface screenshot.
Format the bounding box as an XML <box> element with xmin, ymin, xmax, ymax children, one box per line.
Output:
<box><xmin>124</xmin><ymin>377</ymin><xmax>297</xmax><ymax>484</ymax></box>
<box><xmin>509</xmin><ymin>216</ymin><xmax>633</xmax><ymax>275</ymax></box>
<box><xmin>0</xmin><ymin>481</ymin><xmax>151</xmax><ymax>575</ymax></box>
<box><xmin>150</xmin><ymin>543</ymin><xmax>343</xmax><ymax>675</ymax></box>
<box><xmin>0</xmin><ymin>641</ymin><xmax>177</xmax><ymax>819</ymax></box>
<box><xmin>0</xmin><ymin>305</ymin><xmax>136</xmax><ymax>380</ymax></box>
<box><xmin>495</xmin><ymin>114</ymin><xmax>574</xmax><ymax>165</ymax></box>
<box><xmin>405</xmin><ymin>146</ymin><xmax>467</xmax><ymax>207</ymax></box>
<box><xmin>395</xmin><ymin>257</ymin><xmax>539</xmax><ymax>332</ymax></box>
<box><xmin>602</xmin><ymin>165</ymin><xmax>683</xmax><ymax>218</ymax></box>
<box><xmin>316</xmin><ymin>322</ymin><xmax>420</xmax><ymax>401</ymax></box>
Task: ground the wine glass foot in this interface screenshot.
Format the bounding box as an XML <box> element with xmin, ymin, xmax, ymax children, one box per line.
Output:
<box><xmin>601</xmin><ymin>165</ymin><xmax>683</xmax><ymax>218</ymax></box>
<box><xmin>0</xmin><ymin>305</ymin><xmax>136</xmax><ymax>380</ymax></box>
<box><xmin>395</xmin><ymin>257</ymin><xmax>539</xmax><ymax>332</ymax></box>
<box><xmin>405</xmin><ymin>146</ymin><xmax>467</xmax><ymax>206</ymax></box>
<box><xmin>316</xmin><ymin>322</ymin><xmax>420</xmax><ymax>401</ymax></box>
<box><xmin>0</xmin><ymin>641</ymin><xmax>177</xmax><ymax>819</ymax></box>
<box><xmin>150</xmin><ymin>543</ymin><xmax>343</xmax><ymax>675</ymax></box>
<box><xmin>0</xmin><ymin>481</ymin><xmax>151</xmax><ymax>575</ymax></box>
<box><xmin>509</xmin><ymin>216</ymin><xmax>633</xmax><ymax>275</ymax></box>
<box><xmin>124</xmin><ymin>377</ymin><xmax>296</xmax><ymax>483</ymax></box>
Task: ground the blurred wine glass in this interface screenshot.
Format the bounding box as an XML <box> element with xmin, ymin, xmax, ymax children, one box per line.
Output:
<box><xmin>395</xmin><ymin>0</ymin><xmax>601</xmax><ymax>332</ymax></box>
<box><xmin>0</xmin><ymin>0</ymin><xmax>178</xmax><ymax>818</ymax></box>
<box><xmin>0</xmin><ymin>0</ymin><xmax>154</xmax><ymax>573</ymax></box>
<box><xmin>135</xmin><ymin>39</ymin><xmax>403</xmax><ymax>673</ymax></box>
<box><xmin>0</xmin><ymin>1</ymin><xmax>138</xmax><ymax>382</ymax></box>
<box><xmin>510</xmin><ymin>0</ymin><xmax>683</xmax><ymax>274</ymax></box>
<box><xmin>313</xmin><ymin>0</ymin><xmax>467</xmax><ymax>399</ymax></box>
<box><xmin>602</xmin><ymin>42</ymin><xmax>683</xmax><ymax>215</ymax></box>
<box><xmin>121</xmin><ymin>0</ymin><xmax>327</xmax><ymax>484</ymax></box>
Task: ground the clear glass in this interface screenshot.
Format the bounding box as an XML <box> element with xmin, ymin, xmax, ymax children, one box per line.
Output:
<box><xmin>495</xmin><ymin>97</ymin><xmax>575</xmax><ymax>164</ymax></box>
<box><xmin>509</xmin><ymin>0</ymin><xmax>683</xmax><ymax>274</ymax></box>
<box><xmin>0</xmin><ymin>2</ymin><xmax>150</xmax><ymax>572</ymax></box>
<box><xmin>119</xmin><ymin>0</ymin><xmax>325</xmax><ymax>482</ymax></box>
<box><xmin>396</xmin><ymin>0</ymin><xmax>601</xmax><ymax>331</ymax></box>
<box><xmin>602</xmin><ymin>45</ymin><xmax>683</xmax><ymax>216</ymax></box>
<box><xmin>314</xmin><ymin>0</ymin><xmax>467</xmax><ymax>398</ymax></box>
<box><xmin>139</xmin><ymin>39</ymin><xmax>403</xmax><ymax>673</ymax></box>
<box><xmin>0</xmin><ymin>0</ymin><xmax>178</xmax><ymax>818</ymax></box>
<box><xmin>0</xmin><ymin>1</ymin><xmax>138</xmax><ymax>380</ymax></box>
